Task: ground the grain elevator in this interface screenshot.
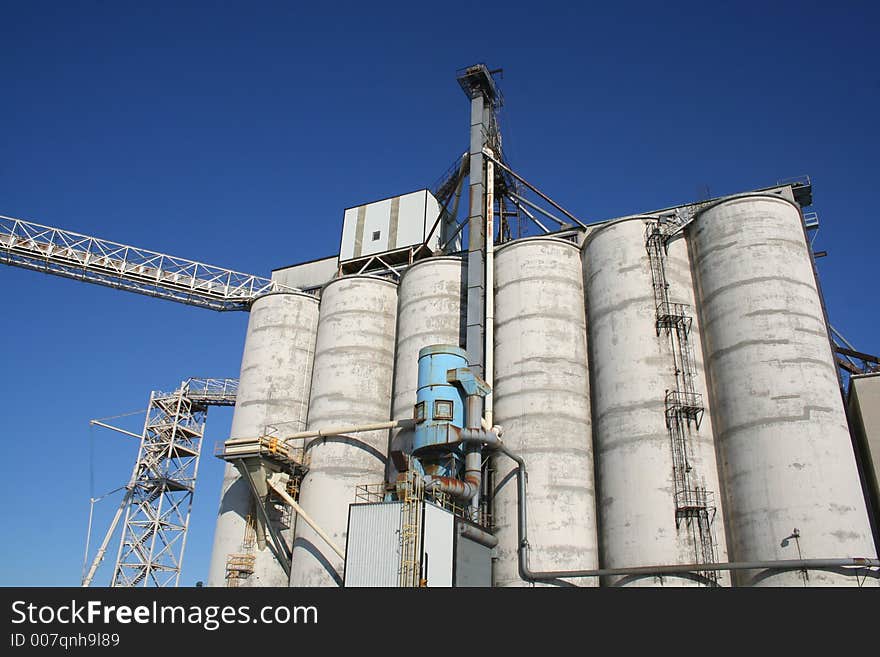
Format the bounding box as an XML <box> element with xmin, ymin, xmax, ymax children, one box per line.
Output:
<box><xmin>2</xmin><ymin>64</ymin><xmax>878</xmax><ymax>587</ymax></box>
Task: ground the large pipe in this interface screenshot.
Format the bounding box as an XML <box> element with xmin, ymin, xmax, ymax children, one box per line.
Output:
<box><xmin>459</xmin><ymin>522</ymin><xmax>498</xmax><ymax>549</ymax></box>
<box><xmin>424</xmin><ymin>475</ymin><xmax>479</xmax><ymax>501</ymax></box>
<box><xmin>464</xmin><ymin>393</ymin><xmax>483</xmax><ymax>515</ymax></box>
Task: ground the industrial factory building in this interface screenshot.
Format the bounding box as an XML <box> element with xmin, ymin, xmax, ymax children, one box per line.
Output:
<box><xmin>2</xmin><ymin>64</ymin><xmax>878</xmax><ymax>587</ymax></box>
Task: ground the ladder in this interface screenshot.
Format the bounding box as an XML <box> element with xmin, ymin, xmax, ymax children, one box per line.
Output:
<box><xmin>646</xmin><ymin>220</ymin><xmax>717</xmax><ymax>581</ymax></box>
<box><xmin>397</xmin><ymin>469</ymin><xmax>424</xmax><ymax>587</ymax></box>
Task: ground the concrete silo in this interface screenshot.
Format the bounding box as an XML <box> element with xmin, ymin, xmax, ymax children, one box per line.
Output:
<box><xmin>207</xmin><ymin>291</ymin><xmax>319</xmax><ymax>587</ymax></box>
<box><xmin>388</xmin><ymin>257</ymin><xmax>467</xmax><ymax>482</ymax></box>
<box><xmin>583</xmin><ymin>217</ymin><xmax>729</xmax><ymax>586</ymax></box>
<box><xmin>492</xmin><ymin>237</ymin><xmax>599</xmax><ymax>586</ymax></box>
<box><xmin>689</xmin><ymin>194</ymin><xmax>877</xmax><ymax>586</ymax></box>
<box><xmin>289</xmin><ymin>275</ymin><xmax>398</xmax><ymax>587</ymax></box>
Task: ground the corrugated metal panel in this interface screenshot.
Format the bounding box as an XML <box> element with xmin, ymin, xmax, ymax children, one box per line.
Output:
<box><xmin>344</xmin><ymin>503</ymin><xmax>401</xmax><ymax>587</ymax></box>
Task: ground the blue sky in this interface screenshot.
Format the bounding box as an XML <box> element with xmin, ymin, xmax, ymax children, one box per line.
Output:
<box><xmin>1</xmin><ymin>1</ymin><xmax>877</xmax><ymax>586</ymax></box>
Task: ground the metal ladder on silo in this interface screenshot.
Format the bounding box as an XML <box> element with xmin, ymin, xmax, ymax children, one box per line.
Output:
<box><xmin>646</xmin><ymin>224</ymin><xmax>670</xmax><ymax>325</ymax></box>
<box><xmin>647</xmin><ymin>220</ymin><xmax>718</xmax><ymax>582</ymax></box>
<box><xmin>225</xmin><ymin>512</ymin><xmax>258</xmax><ymax>587</ymax></box>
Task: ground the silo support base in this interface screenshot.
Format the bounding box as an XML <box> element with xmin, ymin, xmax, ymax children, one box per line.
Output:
<box><xmin>237</xmin><ymin>460</ymin><xmax>291</xmax><ymax>579</ymax></box>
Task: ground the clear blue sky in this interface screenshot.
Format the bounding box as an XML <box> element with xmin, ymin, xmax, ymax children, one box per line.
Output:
<box><xmin>1</xmin><ymin>1</ymin><xmax>877</xmax><ymax>586</ymax></box>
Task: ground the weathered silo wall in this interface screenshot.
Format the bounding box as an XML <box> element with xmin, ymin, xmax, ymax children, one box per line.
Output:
<box><xmin>492</xmin><ymin>237</ymin><xmax>599</xmax><ymax>586</ymax></box>
<box><xmin>207</xmin><ymin>292</ymin><xmax>319</xmax><ymax>587</ymax></box>
<box><xmin>388</xmin><ymin>256</ymin><xmax>466</xmax><ymax>482</ymax></box>
<box><xmin>289</xmin><ymin>275</ymin><xmax>398</xmax><ymax>587</ymax></box>
<box><xmin>689</xmin><ymin>194</ymin><xmax>877</xmax><ymax>586</ymax></box>
<box><xmin>583</xmin><ymin>217</ymin><xmax>728</xmax><ymax>586</ymax></box>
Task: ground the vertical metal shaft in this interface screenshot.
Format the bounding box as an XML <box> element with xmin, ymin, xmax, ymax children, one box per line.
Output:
<box><xmin>466</xmin><ymin>93</ymin><xmax>486</xmax><ymax>378</ymax></box>
<box><xmin>485</xmin><ymin>151</ymin><xmax>495</xmax><ymax>428</ymax></box>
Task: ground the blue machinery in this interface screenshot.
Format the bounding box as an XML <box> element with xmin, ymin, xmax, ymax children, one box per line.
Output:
<box><xmin>409</xmin><ymin>345</ymin><xmax>494</xmax><ymax>518</ymax></box>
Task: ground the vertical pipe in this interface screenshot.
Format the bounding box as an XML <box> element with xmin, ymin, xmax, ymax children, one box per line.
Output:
<box><xmin>465</xmin><ymin>394</ymin><xmax>484</xmax><ymax>518</ymax></box>
<box><xmin>485</xmin><ymin>150</ymin><xmax>495</xmax><ymax>427</ymax></box>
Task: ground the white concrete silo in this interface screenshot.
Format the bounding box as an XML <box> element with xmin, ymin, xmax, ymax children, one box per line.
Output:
<box><xmin>492</xmin><ymin>236</ymin><xmax>599</xmax><ymax>586</ymax></box>
<box><xmin>583</xmin><ymin>217</ymin><xmax>729</xmax><ymax>586</ymax></box>
<box><xmin>689</xmin><ymin>194</ymin><xmax>877</xmax><ymax>586</ymax></box>
<box><xmin>289</xmin><ymin>275</ymin><xmax>398</xmax><ymax>587</ymax></box>
<box><xmin>388</xmin><ymin>257</ymin><xmax>466</xmax><ymax>481</ymax></box>
<box><xmin>207</xmin><ymin>292</ymin><xmax>319</xmax><ymax>587</ymax></box>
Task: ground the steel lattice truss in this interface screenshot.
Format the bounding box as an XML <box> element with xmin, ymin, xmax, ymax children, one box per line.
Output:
<box><xmin>0</xmin><ymin>215</ymin><xmax>298</xmax><ymax>311</ymax></box>
<box><xmin>111</xmin><ymin>378</ymin><xmax>238</xmax><ymax>587</ymax></box>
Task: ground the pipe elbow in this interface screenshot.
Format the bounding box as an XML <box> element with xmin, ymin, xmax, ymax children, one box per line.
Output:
<box><xmin>459</xmin><ymin>427</ymin><xmax>502</xmax><ymax>446</ymax></box>
<box><xmin>423</xmin><ymin>475</ymin><xmax>479</xmax><ymax>501</ymax></box>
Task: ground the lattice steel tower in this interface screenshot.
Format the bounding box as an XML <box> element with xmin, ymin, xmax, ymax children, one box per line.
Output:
<box><xmin>109</xmin><ymin>378</ymin><xmax>237</xmax><ymax>587</ymax></box>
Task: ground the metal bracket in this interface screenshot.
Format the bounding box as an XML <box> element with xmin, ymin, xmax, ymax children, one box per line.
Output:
<box><xmin>446</xmin><ymin>367</ymin><xmax>492</xmax><ymax>397</ymax></box>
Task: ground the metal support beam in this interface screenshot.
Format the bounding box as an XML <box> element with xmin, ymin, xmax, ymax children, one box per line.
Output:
<box><xmin>505</xmin><ymin>196</ymin><xmax>550</xmax><ymax>234</ymax></box>
<box><xmin>482</xmin><ymin>151</ymin><xmax>587</xmax><ymax>229</ymax></box>
<box><xmin>82</xmin><ymin>489</ymin><xmax>133</xmax><ymax>587</ymax></box>
<box><xmin>508</xmin><ymin>192</ymin><xmax>568</xmax><ymax>227</ymax></box>
<box><xmin>835</xmin><ymin>345</ymin><xmax>880</xmax><ymax>367</ymax></box>
<box><xmin>267</xmin><ymin>474</ymin><xmax>345</xmax><ymax>561</ymax></box>
<box><xmin>89</xmin><ymin>420</ymin><xmax>142</xmax><ymax>440</ymax></box>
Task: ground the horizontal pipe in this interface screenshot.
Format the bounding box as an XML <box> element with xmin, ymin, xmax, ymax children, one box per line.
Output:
<box><xmin>424</xmin><ymin>475</ymin><xmax>479</xmax><ymax>501</ymax></box>
<box><xmin>524</xmin><ymin>558</ymin><xmax>880</xmax><ymax>582</ymax></box>
<box><xmin>459</xmin><ymin>522</ymin><xmax>498</xmax><ymax>549</ymax></box>
<box><xmin>281</xmin><ymin>419</ymin><xmax>414</xmax><ymax>444</ymax></box>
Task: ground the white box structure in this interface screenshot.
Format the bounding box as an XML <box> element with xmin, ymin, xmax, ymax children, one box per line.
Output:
<box><xmin>339</xmin><ymin>190</ymin><xmax>442</xmax><ymax>262</ymax></box>
<box><xmin>343</xmin><ymin>501</ymin><xmax>492</xmax><ymax>587</ymax></box>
